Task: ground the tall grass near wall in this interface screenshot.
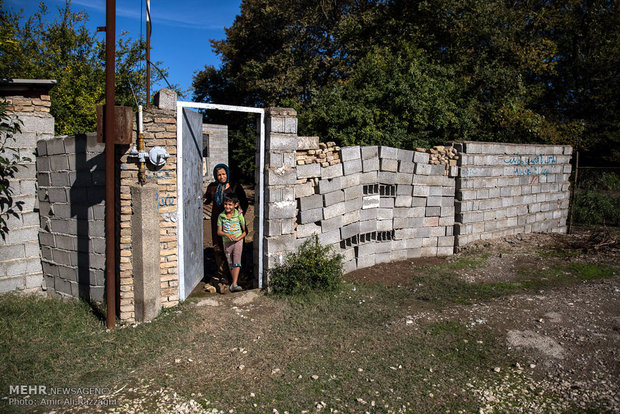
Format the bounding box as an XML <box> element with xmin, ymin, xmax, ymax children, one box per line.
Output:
<box><xmin>572</xmin><ymin>169</ymin><xmax>620</xmax><ymax>226</ymax></box>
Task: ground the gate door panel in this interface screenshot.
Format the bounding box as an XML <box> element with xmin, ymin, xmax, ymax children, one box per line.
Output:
<box><xmin>180</xmin><ymin>108</ymin><xmax>204</xmax><ymax>300</ymax></box>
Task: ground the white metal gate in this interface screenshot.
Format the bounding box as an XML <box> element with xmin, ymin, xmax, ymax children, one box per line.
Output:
<box><xmin>176</xmin><ymin>102</ymin><xmax>266</xmax><ymax>300</ymax></box>
<box><xmin>178</xmin><ymin>107</ymin><xmax>205</xmax><ymax>300</ymax></box>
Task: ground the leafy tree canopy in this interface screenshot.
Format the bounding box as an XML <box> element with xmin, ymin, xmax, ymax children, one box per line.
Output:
<box><xmin>0</xmin><ymin>0</ymin><xmax>182</xmax><ymax>135</ymax></box>
<box><xmin>194</xmin><ymin>0</ymin><xmax>619</xmax><ymax>165</ymax></box>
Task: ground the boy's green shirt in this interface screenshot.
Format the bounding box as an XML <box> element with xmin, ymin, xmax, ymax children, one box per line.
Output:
<box><xmin>217</xmin><ymin>209</ymin><xmax>245</xmax><ymax>242</ymax></box>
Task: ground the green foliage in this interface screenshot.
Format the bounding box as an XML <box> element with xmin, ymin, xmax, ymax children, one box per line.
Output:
<box><xmin>269</xmin><ymin>235</ymin><xmax>343</xmax><ymax>296</ymax></box>
<box><xmin>0</xmin><ymin>0</ymin><xmax>181</xmax><ymax>135</ymax></box>
<box><xmin>573</xmin><ymin>171</ymin><xmax>620</xmax><ymax>226</ymax></box>
<box><xmin>194</xmin><ymin>0</ymin><xmax>619</xmax><ymax>163</ymax></box>
<box><xmin>0</xmin><ymin>100</ymin><xmax>24</xmax><ymax>239</ymax></box>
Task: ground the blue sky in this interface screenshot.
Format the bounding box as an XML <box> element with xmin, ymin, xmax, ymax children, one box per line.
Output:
<box><xmin>7</xmin><ymin>0</ymin><xmax>243</xmax><ymax>98</ymax></box>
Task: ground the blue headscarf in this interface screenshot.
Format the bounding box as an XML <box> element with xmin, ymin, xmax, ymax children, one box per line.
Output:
<box><xmin>213</xmin><ymin>163</ymin><xmax>230</xmax><ymax>208</ymax></box>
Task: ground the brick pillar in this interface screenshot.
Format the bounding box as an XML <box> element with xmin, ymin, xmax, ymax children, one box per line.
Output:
<box><xmin>261</xmin><ymin>108</ymin><xmax>298</xmax><ymax>286</ymax></box>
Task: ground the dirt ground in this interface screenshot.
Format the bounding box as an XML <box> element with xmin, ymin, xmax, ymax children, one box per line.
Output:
<box><xmin>344</xmin><ymin>229</ymin><xmax>620</xmax><ymax>412</ymax></box>
<box><xmin>195</xmin><ymin>228</ymin><xmax>619</xmax><ymax>412</ymax></box>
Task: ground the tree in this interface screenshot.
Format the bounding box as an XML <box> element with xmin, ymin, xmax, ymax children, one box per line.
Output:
<box><xmin>0</xmin><ymin>0</ymin><xmax>180</xmax><ymax>135</ymax></box>
<box><xmin>0</xmin><ymin>99</ymin><xmax>24</xmax><ymax>239</ymax></box>
<box><xmin>194</xmin><ymin>0</ymin><xmax>619</xmax><ymax>164</ymax></box>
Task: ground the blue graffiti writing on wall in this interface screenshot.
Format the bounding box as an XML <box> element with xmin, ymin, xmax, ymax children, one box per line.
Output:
<box><xmin>504</xmin><ymin>154</ymin><xmax>556</xmax><ymax>176</ymax></box>
<box><xmin>514</xmin><ymin>166</ymin><xmax>550</xmax><ymax>177</ymax></box>
<box><xmin>155</xmin><ymin>192</ymin><xmax>175</xmax><ymax>210</ymax></box>
<box><xmin>503</xmin><ymin>154</ymin><xmax>557</xmax><ymax>166</ymax></box>
<box><xmin>147</xmin><ymin>170</ymin><xmax>171</xmax><ymax>179</ymax></box>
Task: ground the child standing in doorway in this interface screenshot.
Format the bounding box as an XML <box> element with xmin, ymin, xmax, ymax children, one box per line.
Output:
<box><xmin>217</xmin><ymin>194</ymin><xmax>247</xmax><ymax>292</ymax></box>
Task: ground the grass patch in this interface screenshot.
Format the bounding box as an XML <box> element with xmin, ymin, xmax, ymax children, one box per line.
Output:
<box><xmin>0</xmin><ymin>293</ymin><xmax>198</xmax><ymax>395</ymax></box>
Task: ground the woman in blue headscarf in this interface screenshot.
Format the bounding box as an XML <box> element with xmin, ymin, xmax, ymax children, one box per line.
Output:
<box><xmin>204</xmin><ymin>164</ymin><xmax>248</xmax><ymax>281</ymax></box>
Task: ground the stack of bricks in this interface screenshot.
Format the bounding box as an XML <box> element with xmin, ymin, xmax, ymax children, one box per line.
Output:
<box><xmin>293</xmin><ymin>145</ymin><xmax>456</xmax><ymax>273</ymax></box>
<box><xmin>0</xmin><ymin>87</ymin><xmax>54</xmax><ymax>294</ymax></box>
<box><xmin>4</xmin><ymin>94</ymin><xmax>51</xmax><ymax>113</ymax></box>
<box><xmin>118</xmin><ymin>105</ymin><xmax>178</xmax><ymax>322</ymax></box>
<box><xmin>415</xmin><ymin>145</ymin><xmax>460</xmax><ymax>174</ymax></box>
<box><xmin>260</xmin><ymin>108</ymin><xmax>299</xmax><ymax>283</ymax></box>
<box><xmin>454</xmin><ymin>141</ymin><xmax>572</xmax><ymax>247</ymax></box>
<box><xmin>296</xmin><ymin>139</ymin><xmax>341</xmax><ymax>166</ymax></box>
<box><xmin>37</xmin><ymin>133</ymin><xmax>106</xmax><ymax>301</ymax></box>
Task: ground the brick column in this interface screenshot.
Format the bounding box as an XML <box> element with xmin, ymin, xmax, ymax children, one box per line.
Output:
<box><xmin>261</xmin><ymin>108</ymin><xmax>298</xmax><ymax>285</ymax></box>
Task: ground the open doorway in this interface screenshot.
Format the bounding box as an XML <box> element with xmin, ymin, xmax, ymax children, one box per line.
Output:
<box><xmin>176</xmin><ymin>102</ymin><xmax>265</xmax><ymax>300</ymax></box>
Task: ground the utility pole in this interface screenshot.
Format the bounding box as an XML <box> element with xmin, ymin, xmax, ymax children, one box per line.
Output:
<box><xmin>146</xmin><ymin>0</ymin><xmax>151</xmax><ymax>107</ymax></box>
<box><xmin>105</xmin><ymin>0</ymin><xmax>117</xmax><ymax>329</ymax></box>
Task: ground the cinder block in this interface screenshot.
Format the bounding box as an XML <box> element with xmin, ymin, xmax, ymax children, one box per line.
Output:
<box><xmin>357</xmin><ymin>254</ymin><xmax>376</xmax><ymax>269</ymax></box>
<box><xmin>362</xmin><ymin>157</ymin><xmax>379</xmax><ymax>172</ymax></box>
<box><xmin>297</xmin><ymin>222</ymin><xmax>321</xmax><ymax>239</ymax></box>
<box><xmin>430</xmin><ymin>165</ymin><xmax>445</xmax><ymax>175</ymax></box>
<box><xmin>343</xmin><ymin>209</ymin><xmax>360</xmax><ymax>225</ymax></box>
<box><xmin>323</xmin><ymin>202</ymin><xmax>345</xmax><ymax>220</ymax></box>
<box><xmin>360</xmin><ymin>208</ymin><xmax>377</xmax><ymax>221</ymax></box>
<box><xmin>380</xmin><ymin>158</ymin><xmax>398</xmax><ymax>172</ymax></box>
<box><xmin>297</xmin><ymin>163</ymin><xmax>321</xmax><ymax>179</ymax></box>
<box><xmin>342</xmin><ymin>259</ymin><xmax>357</xmax><ymax>274</ymax></box>
<box><xmin>397</xmin><ymin>185</ymin><xmax>412</xmax><ymax>196</ymax></box>
<box><xmin>426</xmin><ymin>207</ymin><xmax>441</xmax><ymax>217</ymax></box>
<box><xmin>299</xmin><ymin>194</ymin><xmax>323</xmax><ymax>211</ymax></box>
<box><xmin>377</xmin><ymin>208</ymin><xmax>393</xmax><ymax>220</ymax></box>
<box><xmin>343</xmin><ymin>158</ymin><xmax>362</xmax><ymax>175</ymax></box>
<box><xmin>426</xmin><ymin>196</ymin><xmax>442</xmax><ymax>207</ymax></box>
<box><xmin>341</xmin><ymin>173</ymin><xmax>360</xmax><ymax>188</ymax></box>
<box><xmin>265</xmin><ymin>201</ymin><xmax>296</xmax><ymax>219</ymax></box>
<box><xmin>395</xmin><ymin>196</ymin><xmax>413</xmax><ymax>207</ymax></box>
<box><xmin>319</xmin><ymin>177</ymin><xmax>343</xmax><ymax>194</ymax></box>
<box><xmin>414</xmin><ymin>151</ymin><xmax>430</xmax><ymax>164</ymax></box>
<box><xmin>362</xmin><ymin>195</ymin><xmax>380</xmax><ymax>209</ymax></box>
<box><xmin>321</xmin><ymin>215</ymin><xmax>343</xmax><ymax>232</ymax></box>
<box><xmin>341</xmin><ymin>222</ymin><xmax>360</xmax><ymax>239</ymax></box>
<box><xmin>345</xmin><ymin>197</ymin><xmax>362</xmax><ymax>211</ymax></box>
<box><xmin>341</xmin><ymin>146</ymin><xmax>361</xmax><ymax>161</ymax></box>
<box><xmin>322</xmin><ymin>163</ymin><xmax>343</xmax><ymax>179</ymax></box>
<box><xmin>324</xmin><ymin>190</ymin><xmax>344</xmax><ymax>206</ymax></box>
<box><xmin>297</xmin><ymin>136</ymin><xmax>319</xmax><ymax>150</ymax></box>
<box><xmin>295</xmin><ymin>181</ymin><xmax>316</xmax><ymax>198</ymax></box>
<box><xmin>266</xmin><ymin>133</ymin><xmax>297</xmax><ymax>150</ymax></box>
<box><xmin>344</xmin><ymin>186</ymin><xmax>363</xmax><ymax>200</ymax></box>
<box><xmin>319</xmin><ymin>229</ymin><xmax>341</xmax><ymax>246</ymax></box>
<box><xmin>412</xmin><ymin>197</ymin><xmax>426</xmax><ymax>207</ymax></box>
<box><xmin>378</xmin><ymin>171</ymin><xmax>396</xmax><ymax>184</ymax></box>
<box><xmin>359</xmin><ymin>171</ymin><xmax>378</xmax><ymax>184</ymax></box>
<box><xmin>299</xmin><ymin>208</ymin><xmax>322</xmax><ymax>224</ymax></box>
<box><xmin>399</xmin><ymin>161</ymin><xmax>415</xmax><ymax>173</ymax></box>
<box><xmin>379</xmin><ymin>146</ymin><xmax>398</xmax><ymax>159</ymax></box>
<box><xmin>415</xmin><ymin>164</ymin><xmax>432</xmax><ymax>175</ymax></box>
<box><xmin>266</xmin><ymin>167</ymin><xmax>296</xmax><ymax>185</ymax></box>
<box><xmin>360</xmin><ymin>220</ymin><xmax>377</xmax><ymax>233</ymax></box>
<box><xmin>413</xmin><ymin>186</ymin><xmax>429</xmax><ymax>197</ymax></box>
<box><xmin>380</xmin><ymin>197</ymin><xmax>394</xmax><ymax>208</ymax></box>
<box><xmin>377</xmin><ymin>219</ymin><xmax>392</xmax><ymax>232</ymax></box>
<box><xmin>265</xmin><ymin>234</ymin><xmax>296</xmax><ymax>254</ymax></box>
<box><xmin>361</xmin><ymin>146</ymin><xmax>379</xmax><ymax>160</ymax></box>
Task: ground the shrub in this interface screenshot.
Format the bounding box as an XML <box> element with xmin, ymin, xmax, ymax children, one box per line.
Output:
<box><xmin>269</xmin><ymin>236</ymin><xmax>343</xmax><ymax>296</ymax></box>
<box><xmin>573</xmin><ymin>171</ymin><xmax>620</xmax><ymax>226</ymax></box>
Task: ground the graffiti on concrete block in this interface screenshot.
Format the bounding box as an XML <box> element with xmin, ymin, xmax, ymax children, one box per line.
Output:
<box><xmin>504</xmin><ymin>154</ymin><xmax>556</xmax><ymax>177</ymax></box>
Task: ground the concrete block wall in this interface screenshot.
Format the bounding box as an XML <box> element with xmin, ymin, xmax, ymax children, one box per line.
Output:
<box><xmin>293</xmin><ymin>145</ymin><xmax>457</xmax><ymax>273</ymax></box>
<box><xmin>202</xmin><ymin>123</ymin><xmax>228</xmax><ymax>182</ymax></box>
<box><xmin>118</xmin><ymin>104</ymin><xmax>178</xmax><ymax>322</ymax></box>
<box><xmin>454</xmin><ymin>141</ymin><xmax>572</xmax><ymax>246</ymax></box>
<box><xmin>258</xmin><ymin>108</ymin><xmax>299</xmax><ymax>284</ymax></box>
<box><xmin>0</xmin><ymin>90</ymin><xmax>53</xmax><ymax>293</ymax></box>
<box><xmin>37</xmin><ymin>133</ymin><xmax>106</xmax><ymax>301</ymax></box>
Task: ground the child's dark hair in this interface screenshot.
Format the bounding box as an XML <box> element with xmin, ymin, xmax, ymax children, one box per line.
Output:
<box><xmin>223</xmin><ymin>194</ymin><xmax>239</xmax><ymax>204</ymax></box>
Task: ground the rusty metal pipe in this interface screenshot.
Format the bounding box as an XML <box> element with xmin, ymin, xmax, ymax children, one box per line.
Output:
<box><xmin>105</xmin><ymin>0</ymin><xmax>116</xmax><ymax>329</ymax></box>
<box><xmin>138</xmin><ymin>105</ymin><xmax>146</xmax><ymax>185</ymax></box>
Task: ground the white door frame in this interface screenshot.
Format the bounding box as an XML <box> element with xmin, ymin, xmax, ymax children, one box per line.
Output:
<box><xmin>176</xmin><ymin>102</ymin><xmax>266</xmax><ymax>299</ymax></box>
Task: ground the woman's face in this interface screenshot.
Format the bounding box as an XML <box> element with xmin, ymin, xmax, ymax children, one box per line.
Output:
<box><xmin>216</xmin><ymin>168</ymin><xmax>228</xmax><ymax>184</ymax></box>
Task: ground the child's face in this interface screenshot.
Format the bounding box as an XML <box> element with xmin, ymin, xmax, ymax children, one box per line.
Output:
<box><xmin>223</xmin><ymin>200</ymin><xmax>237</xmax><ymax>213</ymax></box>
